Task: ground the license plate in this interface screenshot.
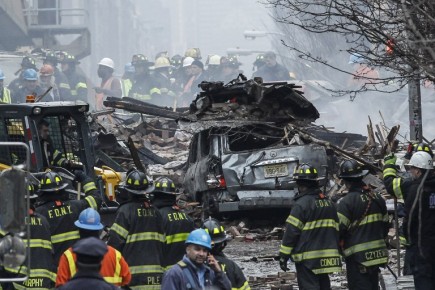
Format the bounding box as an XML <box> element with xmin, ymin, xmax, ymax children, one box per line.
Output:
<box><xmin>264</xmin><ymin>164</ymin><xmax>289</xmax><ymax>178</ymax></box>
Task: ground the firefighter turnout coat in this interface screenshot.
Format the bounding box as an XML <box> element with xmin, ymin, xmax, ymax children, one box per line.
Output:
<box><xmin>56</xmin><ymin>245</ymin><xmax>131</xmax><ymax>287</ymax></box>
<box><xmin>3</xmin><ymin>210</ymin><xmax>56</xmax><ymax>290</ymax></box>
<box><xmin>35</xmin><ymin>181</ymin><xmax>102</xmax><ymax>264</ymax></box>
<box><xmin>108</xmin><ymin>197</ymin><xmax>165</xmax><ymax>289</ymax></box>
<box><xmin>279</xmin><ymin>189</ymin><xmax>342</xmax><ymax>274</ymax></box>
<box><xmin>337</xmin><ymin>185</ymin><xmax>389</xmax><ymax>267</ymax></box>
<box><xmin>215</xmin><ymin>253</ymin><xmax>250</xmax><ymax>290</ymax></box>
<box><xmin>153</xmin><ymin>198</ymin><xmax>195</xmax><ymax>269</ymax></box>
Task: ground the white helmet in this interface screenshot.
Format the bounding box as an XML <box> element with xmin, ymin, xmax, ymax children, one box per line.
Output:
<box><xmin>208</xmin><ymin>55</ymin><xmax>221</xmax><ymax>66</ymax></box>
<box><xmin>183</xmin><ymin>57</ymin><xmax>194</xmax><ymax>67</ymax></box>
<box><xmin>154</xmin><ymin>57</ymin><xmax>171</xmax><ymax>69</ymax></box>
<box><xmin>406</xmin><ymin>151</ymin><xmax>433</xmax><ymax>170</ymax></box>
<box><xmin>98</xmin><ymin>58</ymin><xmax>115</xmax><ymax>69</ymax></box>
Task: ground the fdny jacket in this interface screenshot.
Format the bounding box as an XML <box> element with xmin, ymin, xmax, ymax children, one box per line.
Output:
<box><xmin>35</xmin><ymin>180</ymin><xmax>101</xmax><ymax>264</ymax></box>
<box><xmin>53</xmin><ymin>68</ymin><xmax>72</xmax><ymax>101</ymax></box>
<box><xmin>153</xmin><ymin>198</ymin><xmax>195</xmax><ymax>269</ymax></box>
<box><xmin>337</xmin><ymin>184</ymin><xmax>389</xmax><ymax>267</ymax></box>
<box><xmin>384</xmin><ymin>165</ymin><xmax>435</xmax><ymax>259</ymax></box>
<box><xmin>161</xmin><ymin>255</ymin><xmax>232</xmax><ymax>290</ymax></box>
<box><xmin>108</xmin><ymin>197</ymin><xmax>165</xmax><ymax>289</ymax></box>
<box><xmin>56</xmin><ymin>245</ymin><xmax>131</xmax><ymax>287</ymax></box>
<box><xmin>215</xmin><ymin>253</ymin><xmax>250</xmax><ymax>290</ymax></box>
<box><xmin>64</xmin><ymin>70</ymin><xmax>88</xmax><ymax>102</ymax></box>
<box><xmin>3</xmin><ymin>211</ymin><xmax>56</xmax><ymax>290</ymax></box>
<box><xmin>279</xmin><ymin>188</ymin><xmax>342</xmax><ymax>274</ymax></box>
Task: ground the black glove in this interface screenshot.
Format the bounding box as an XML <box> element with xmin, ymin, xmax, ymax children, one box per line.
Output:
<box><xmin>74</xmin><ymin>170</ymin><xmax>87</xmax><ymax>183</ymax></box>
<box><xmin>279</xmin><ymin>256</ymin><xmax>290</xmax><ymax>272</ymax></box>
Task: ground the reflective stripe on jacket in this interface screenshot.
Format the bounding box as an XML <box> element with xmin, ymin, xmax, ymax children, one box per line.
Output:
<box><xmin>56</xmin><ymin>245</ymin><xmax>131</xmax><ymax>286</ymax></box>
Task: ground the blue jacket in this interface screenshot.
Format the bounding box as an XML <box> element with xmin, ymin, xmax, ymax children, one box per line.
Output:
<box><xmin>161</xmin><ymin>255</ymin><xmax>231</xmax><ymax>290</ymax></box>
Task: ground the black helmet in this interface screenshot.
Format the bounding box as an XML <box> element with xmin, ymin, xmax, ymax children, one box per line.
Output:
<box><xmin>26</xmin><ymin>183</ymin><xmax>38</xmax><ymax>199</ymax></box>
<box><xmin>253</xmin><ymin>53</ymin><xmax>265</xmax><ymax>67</ymax></box>
<box><xmin>338</xmin><ymin>159</ymin><xmax>368</xmax><ymax>179</ymax></box>
<box><xmin>60</xmin><ymin>53</ymin><xmax>79</xmax><ymax>64</ymax></box>
<box><xmin>44</xmin><ymin>51</ymin><xmax>58</xmax><ymax>65</ymax></box>
<box><xmin>124</xmin><ymin>170</ymin><xmax>154</xmax><ymax>194</ymax></box>
<box><xmin>38</xmin><ymin>171</ymin><xmax>68</xmax><ymax>193</ymax></box>
<box><xmin>202</xmin><ymin>218</ymin><xmax>229</xmax><ymax>244</ymax></box>
<box><xmin>221</xmin><ymin>56</ymin><xmax>241</xmax><ymax>68</ymax></box>
<box><xmin>293</xmin><ymin>163</ymin><xmax>320</xmax><ymax>181</ymax></box>
<box><xmin>415</xmin><ymin>143</ymin><xmax>433</xmax><ymax>158</ymax></box>
<box><xmin>153</xmin><ymin>177</ymin><xmax>177</xmax><ymax>195</ymax></box>
<box><xmin>131</xmin><ymin>54</ymin><xmax>153</xmax><ymax>67</ymax></box>
<box><xmin>170</xmin><ymin>54</ymin><xmax>183</xmax><ymax>68</ymax></box>
<box><xmin>21</xmin><ymin>56</ymin><xmax>37</xmax><ymax>70</ymax></box>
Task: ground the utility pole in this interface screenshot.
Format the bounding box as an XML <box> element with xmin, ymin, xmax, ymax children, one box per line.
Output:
<box><xmin>408</xmin><ymin>77</ymin><xmax>423</xmax><ymax>142</ymax></box>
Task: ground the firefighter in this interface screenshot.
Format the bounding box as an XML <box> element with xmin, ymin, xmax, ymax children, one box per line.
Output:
<box><xmin>279</xmin><ymin>163</ymin><xmax>341</xmax><ymax>290</ymax></box>
<box><xmin>43</xmin><ymin>51</ymin><xmax>72</xmax><ymax>101</ymax></box>
<box><xmin>202</xmin><ymin>218</ymin><xmax>251</xmax><ymax>290</ymax></box>
<box><xmin>108</xmin><ymin>169</ymin><xmax>165</xmax><ymax>289</ymax></box>
<box><xmin>0</xmin><ymin>69</ymin><xmax>11</xmax><ymax>103</ymax></box>
<box><xmin>383</xmin><ymin>151</ymin><xmax>435</xmax><ymax>289</ymax></box>
<box><xmin>38</xmin><ymin>119</ymin><xmax>77</xmax><ymax>170</ymax></box>
<box><xmin>8</xmin><ymin>56</ymin><xmax>39</xmax><ymax>97</ymax></box>
<box><xmin>4</xmin><ymin>183</ymin><xmax>56</xmax><ymax>290</ymax></box>
<box><xmin>39</xmin><ymin>64</ymin><xmax>61</xmax><ymax>101</ymax></box>
<box><xmin>252</xmin><ymin>51</ymin><xmax>291</xmax><ymax>82</ymax></box>
<box><xmin>337</xmin><ymin>159</ymin><xmax>388</xmax><ymax>290</ymax></box>
<box><xmin>60</xmin><ymin>53</ymin><xmax>88</xmax><ymax>102</ymax></box>
<box><xmin>150</xmin><ymin>57</ymin><xmax>176</xmax><ymax>107</ymax></box>
<box><xmin>56</xmin><ymin>208</ymin><xmax>131</xmax><ymax>287</ymax></box>
<box><xmin>151</xmin><ymin>177</ymin><xmax>195</xmax><ymax>269</ymax></box>
<box><xmin>57</xmin><ymin>237</ymin><xmax>118</xmax><ymax>290</ymax></box>
<box><xmin>128</xmin><ymin>54</ymin><xmax>155</xmax><ymax>101</ymax></box>
<box><xmin>161</xmin><ymin>228</ymin><xmax>232</xmax><ymax>290</ymax></box>
<box><xmin>35</xmin><ymin>170</ymin><xmax>102</xmax><ymax>264</ymax></box>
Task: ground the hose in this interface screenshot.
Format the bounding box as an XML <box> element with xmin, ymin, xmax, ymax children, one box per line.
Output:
<box><xmin>407</xmin><ymin>169</ymin><xmax>429</xmax><ymax>258</ymax></box>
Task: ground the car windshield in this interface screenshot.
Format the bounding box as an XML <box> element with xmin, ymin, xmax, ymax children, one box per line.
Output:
<box><xmin>226</xmin><ymin>125</ymin><xmax>285</xmax><ymax>152</ymax></box>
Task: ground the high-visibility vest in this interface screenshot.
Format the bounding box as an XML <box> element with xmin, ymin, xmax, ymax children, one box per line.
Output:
<box><xmin>1</xmin><ymin>87</ymin><xmax>11</xmax><ymax>103</ymax></box>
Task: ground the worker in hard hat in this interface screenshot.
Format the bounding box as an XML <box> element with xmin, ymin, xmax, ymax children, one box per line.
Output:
<box><xmin>39</xmin><ymin>64</ymin><xmax>61</xmax><ymax>101</ymax></box>
<box><xmin>11</xmin><ymin>68</ymin><xmax>44</xmax><ymax>103</ymax></box>
<box><xmin>56</xmin><ymin>208</ymin><xmax>131</xmax><ymax>287</ymax></box>
<box><xmin>128</xmin><ymin>54</ymin><xmax>155</xmax><ymax>102</ymax></box>
<box><xmin>184</xmin><ymin>48</ymin><xmax>202</xmax><ymax>60</ymax></box>
<box><xmin>252</xmin><ymin>51</ymin><xmax>291</xmax><ymax>82</ymax></box>
<box><xmin>94</xmin><ymin>58</ymin><xmax>122</xmax><ymax>110</ymax></box>
<box><xmin>8</xmin><ymin>56</ymin><xmax>39</xmax><ymax>97</ymax></box>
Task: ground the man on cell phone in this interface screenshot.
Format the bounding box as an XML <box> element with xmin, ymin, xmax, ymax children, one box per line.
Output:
<box><xmin>161</xmin><ymin>228</ymin><xmax>231</xmax><ymax>290</ymax></box>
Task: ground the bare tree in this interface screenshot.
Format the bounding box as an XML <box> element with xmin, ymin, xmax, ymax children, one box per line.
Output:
<box><xmin>265</xmin><ymin>0</ymin><xmax>435</xmax><ymax>96</ymax></box>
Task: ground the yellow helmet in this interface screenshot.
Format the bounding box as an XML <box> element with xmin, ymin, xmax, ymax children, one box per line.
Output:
<box><xmin>185</xmin><ymin>48</ymin><xmax>202</xmax><ymax>60</ymax></box>
<box><xmin>154</xmin><ymin>57</ymin><xmax>171</xmax><ymax>69</ymax></box>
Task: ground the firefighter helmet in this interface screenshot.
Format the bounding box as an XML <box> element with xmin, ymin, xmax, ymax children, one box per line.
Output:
<box><xmin>21</xmin><ymin>56</ymin><xmax>37</xmax><ymax>70</ymax></box>
<box><xmin>75</xmin><ymin>208</ymin><xmax>104</xmax><ymax>230</ymax></box>
<box><xmin>153</xmin><ymin>176</ymin><xmax>178</xmax><ymax>195</ymax></box>
<box><xmin>253</xmin><ymin>53</ymin><xmax>265</xmax><ymax>67</ymax></box>
<box><xmin>39</xmin><ymin>64</ymin><xmax>54</xmax><ymax>77</ymax></box>
<box><xmin>406</xmin><ymin>151</ymin><xmax>433</xmax><ymax>170</ymax></box>
<box><xmin>415</xmin><ymin>143</ymin><xmax>433</xmax><ymax>158</ymax></box>
<box><xmin>293</xmin><ymin>163</ymin><xmax>320</xmax><ymax>181</ymax></box>
<box><xmin>23</xmin><ymin>69</ymin><xmax>38</xmax><ymax>81</ymax></box>
<box><xmin>38</xmin><ymin>171</ymin><xmax>68</xmax><ymax>193</ymax></box>
<box><xmin>124</xmin><ymin>169</ymin><xmax>154</xmax><ymax>194</ymax></box>
<box><xmin>221</xmin><ymin>56</ymin><xmax>241</xmax><ymax>68</ymax></box>
<box><xmin>26</xmin><ymin>183</ymin><xmax>38</xmax><ymax>199</ymax></box>
<box><xmin>185</xmin><ymin>48</ymin><xmax>202</xmax><ymax>60</ymax></box>
<box><xmin>154</xmin><ymin>57</ymin><xmax>171</xmax><ymax>69</ymax></box>
<box><xmin>44</xmin><ymin>51</ymin><xmax>58</xmax><ymax>65</ymax></box>
<box><xmin>170</xmin><ymin>55</ymin><xmax>183</xmax><ymax>67</ymax></box>
<box><xmin>202</xmin><ymin>218</ymin><xmax>229</xmax><ymax>244</ymax></box>
<box><xmin>131</xmin><ymin>54</ymin><xmax>153</xmax><ymax>67</ymax></box>
<box><xmin>60</xmin><ymin>53</ymin><xmax>79</xmax><ymax>64</ymax></box>
<box><xmin>206</xmin><ymin>55</ymin><xmax>221</xmax><ymax>66</ymax></box>
<box><xmin>185</xmin><ymin>229</ymin><xmax>212</xmax><ymax>250</ymax></box>
<box><xmin>338</xmin><ymin>159</ymin><xmax>368</xmax><ymax>179</ymax></box>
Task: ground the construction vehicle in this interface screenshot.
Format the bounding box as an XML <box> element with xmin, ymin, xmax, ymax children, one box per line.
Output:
<box><xmin>0</xmin><ymin>101</ymin><xmax>123</xmax><ymax>218</ymax></box>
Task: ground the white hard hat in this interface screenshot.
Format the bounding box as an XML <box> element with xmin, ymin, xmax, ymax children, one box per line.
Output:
<box><xmin>208</xmin><ymin>55</ymin><xmax>221</xmax><ymax>66</ymax></box>
<box><xmin>406</xmin><ymin>151</ymin><xmax>434</xmax><ymax>170</ymax></box>
<box><xmin>98</xmin><ymin>58</ymin><xmax>115</xmax><ymax>69</ymax></box>
<box><xmin>183</xmin><ymin>57</ymin><xmax>194</xmax><ymax>67</ymax></box>
<box><xmin>154</xmin><ymin>57</ymin><xmax>171</xmax><ymax>69</ymax></box>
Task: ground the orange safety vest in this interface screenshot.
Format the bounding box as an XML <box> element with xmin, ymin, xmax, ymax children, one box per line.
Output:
<box><xmin>95</xmin><ymin>76</ymin><xmax>114</xmax><ymax>110</ymax></box>
<box><xmin>56</xmin><ymin>245</ymin><xmax>131</xmax><ymax>287</ymax></box>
